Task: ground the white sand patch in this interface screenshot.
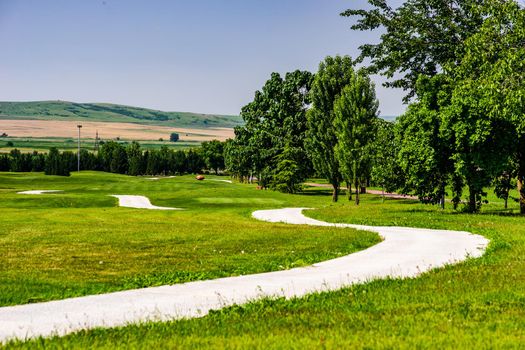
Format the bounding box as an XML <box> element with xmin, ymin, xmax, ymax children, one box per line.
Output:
<box><xmin>0</xmin><ymin>208</ymin><xmax>488</xmax><ymax>342</ymax></box>
<box><xmin>146</xmin><ymin>176</ymin><xmax>176</xmax><ymax>180</ymax></box>
<box><xmin>17</xmin><ymin>190</ymin><xmax>63</xmax><ymax>195</ymax></box>
<box><xmin>110</xmin><ymin>195</ymin><xmax>180</xmax><ymax>210</ymax></box>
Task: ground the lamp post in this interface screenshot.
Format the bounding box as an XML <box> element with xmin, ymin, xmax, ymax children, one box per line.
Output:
<box><xmin>77</xmin><ymin>125</ymin><xmax>82</xmax><ymax>172</ymax></box>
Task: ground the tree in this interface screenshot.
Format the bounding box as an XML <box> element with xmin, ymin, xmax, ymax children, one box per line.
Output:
<box><xmin>494</xmin><ymin>171</ymin><xmax>515</xmax><ymax>210</ymax></box>
<box><xmin>448</xmin><ymin>0</ymin><xmax>525</xmax><ymax>213</ymax></box>
<box><xmin>228</xmin><ymin>70</ymin><xmax>313</xmax><ymax>190</ymax></box>
<box><xmin>170</xmin><ymin>133</ymin><xmax>179</xmax><ymax>142</ymax></box>
<box><xmin>333</xmin><ymin>70</ymin><xmax>379</xmax><ymax>205</ymax></box>
<box><xmin>270</xmin><ymin>144</ymin><xmax>304</xmax><ymax>194</ymax></box>
<box><xmin>8</xmin><ymin>149</ymin><xmax>24</xmax><ymax>172</ymax></box>
<box><xmin>395</xmin><ymin>75</ymin><xmax>456</xmax><ymax>209</ymax></box>
<box><xmin>110</xmin><ymin>143</ymin><xmax>128</xmax><ymax>174</ymax></box>
<box><xmin>201</xmin><ymin>140</ymin><xmax>224</xmax><ymax>174</ymax></box>
<box><xmin>0</xmin><ymin>154</ymin><xmax>9</xmax><ymax>171</ymax></box>
<box><xmin>306</xmin><ymin>55</ymin><xmax>355</xmax><ymax>202</ymax></box>
<box><xmin>171</xmin><ymin>150</ymin><xmax>187</xmax><ymax>175</ymax></box>
<box><xmin>127</xmin><ymin>141</ymin><xmax>143</xmax><ymax>176</ymax></box>
<box><xmin>342</xmin><ymin>0</ymin><xmax>484</xmax><ymax>101</ymax></box>
<box><xmin>45</xmin><ymin>147</ymin><xmax>70</xmax><ymax>176</ymax></box>
<box><xmin>186</xmin><ymin>148</ymin><xmax>204</xmax><ymax>174</ymax></box>
<box><xmin>370</xmin><ymin>119</ymin><xmax>403</xmax><ymax>202</ymax></box>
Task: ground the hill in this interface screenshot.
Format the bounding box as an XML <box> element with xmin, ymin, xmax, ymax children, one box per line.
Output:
<box><xmin>0</xmin><ymin>101</ymin><xmax>243</xmax><ymax>129</ymax></box>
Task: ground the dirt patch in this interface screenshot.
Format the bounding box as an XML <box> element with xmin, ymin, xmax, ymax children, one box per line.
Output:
<box><xmin>0</xmin><ymin>120</ymin><xmax>234</xmax><ymax>142</ymax></box>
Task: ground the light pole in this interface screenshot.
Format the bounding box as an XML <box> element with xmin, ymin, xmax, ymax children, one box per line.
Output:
<box><xmin>77</xmin><ymin>125</ymin><xmax>82</xmax><ymax>172</ymax></box>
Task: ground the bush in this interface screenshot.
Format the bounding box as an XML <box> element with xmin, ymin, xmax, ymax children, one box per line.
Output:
<box><xmin>170</xmin><ymin>133</ymin><xmax>179</xmax><ymax>142</ymax></box>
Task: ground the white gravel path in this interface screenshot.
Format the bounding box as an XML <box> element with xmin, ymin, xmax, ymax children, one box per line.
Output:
<box><xmin>0</xmin><ymin>207</ymin><xmax>488</xmax><ymax>343</ymax></box>
<box><xmin>208</xmin><ymin>179</ymin><xmax>233</xmax><ymax>183</ymax></box>
<box><xmin>110</xmin><ymin>195</ymin><xmax>180</xmax><ymax>210</ymax></box>
<box><xmin>17</xmin><ymin>190</ymin><xmax>63</xmax><ymax>195</ymax></box>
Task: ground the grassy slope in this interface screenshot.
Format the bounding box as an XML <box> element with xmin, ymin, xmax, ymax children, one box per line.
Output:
<box><xmin>0</xmin><ymin>101</ymin><xmax>243</xmax><ymax>129</ymax></box>
<box><xmin>4</xmin><ymin>174</ymin><xmax>525</xmax><ymax>349</ymax></box>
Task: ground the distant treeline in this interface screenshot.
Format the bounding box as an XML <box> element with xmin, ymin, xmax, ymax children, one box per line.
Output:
<box><xmin>0</xmin><ymin>140</ymin><xmax>225</xmax><ymax>177</ymax></box>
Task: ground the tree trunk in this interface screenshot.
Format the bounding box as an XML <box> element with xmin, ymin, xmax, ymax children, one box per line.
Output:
<box><xmin>354</xmin><ymin>179</ymin><xmax>360</xmax><ymax>205</ymax></box>
<box><xmin>518</xmin><ymin>176</ymin><xmax>525</xmax><ymax>214</ymax></box>
<box><xmin>382</xmin><ymin>185</ymin><xmax>385</xmax><ymax>203</ymax></box>
<box><xmin>504</xmin><ymin>197</ymin><xmax>508</xmax><ymax>210</ymax></box>
<box><xmin>468</xmin><ymin>187</ymin><xmax>477</xmax><ymax>213</ymax></box>
<box><xmin>346</xmin><ymin>181</ymin><xmax>352</xmax><ymax>200</ymax></box>
<box><xmin>441</xmin><ymin>194</ymin><xmax>445</xmax><ymax>210</ymax></box>
<box><xmin>332</xmin><ymin>183</ymin><xmax>339</xmax><ymax>202</ymax></box>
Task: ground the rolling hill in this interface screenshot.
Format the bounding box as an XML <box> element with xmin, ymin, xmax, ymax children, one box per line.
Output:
<box><xmin>0</xmin><ymin>101</ymin><xmax>243</xmax><ymax>129</ymax></box>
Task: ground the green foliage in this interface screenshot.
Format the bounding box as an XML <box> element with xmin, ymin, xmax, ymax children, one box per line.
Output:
<box><xmin>447</xmin><ymin>0</ymin><xmax>525</xmax><ymax>213</ymax></box>
<box><xmin>44</xmin><ymin>147</ymin><xmax>70</xmax><ymax>176</ymax></box>
<box><xmin>342</xmin><ymin>0</ymin><xmax>484</xmax><ymax>101</ymax></box>
<box><xmin>370</xmin><ymin>119</ymin><xmax>402</xmax><ymax>195</ymax></box>
<box><xmin>395</xmin><ymin>75</ymin><xmax>454</xmax><ymax>206</ymax></box>
<box><xmin>201</xmin><ymin>140</ymin><xmax>224</xmax><ymax>174</ymax></box>
<box><xmin>333</xmin><ymin>70</ymin><xmax>379</xmax><ymax>204</ymax></box>
<box><xmin>227</xmin><ymin>70</ymin><xmax>313</xmax><ymax>191</ymax></box>
<box><xmin>170</xmin><ymin>133</ymin><xmax>179</xmax><ymax>142</ymax></box>
<box><xmin>306</xmin><ymin>55</ymin><xmax>355</xmax><ymax>201</ymax></box>
<box><xmin>270</xmin><ymin>145</ymin><xmax>303</xmax><ymax>194</ymax></box>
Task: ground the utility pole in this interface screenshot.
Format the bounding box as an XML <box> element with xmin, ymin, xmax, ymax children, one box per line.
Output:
<box><xmin>77</xmin><ymin>124</ymin><xmax>82</xmax><ymax>172</ymax></box>
<box><xmin>94</xmin><ymin>130</ymin><xmax>99</xmax><ymax>152</ymax></box>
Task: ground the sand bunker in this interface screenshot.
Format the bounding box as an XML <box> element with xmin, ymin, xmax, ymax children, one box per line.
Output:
<box><xmin>110</xmin><ymin>195</ymin><xmax>179</xmax><ymax>210</ymax></box>
<box><xmin>17</xmin><ymin>190</ymin><xmax>63</xmax><ymax>195</ymax></box>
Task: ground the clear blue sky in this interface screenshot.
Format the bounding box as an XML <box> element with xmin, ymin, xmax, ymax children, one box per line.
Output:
<box><xmin>0</xmin><ymin>0</ymin><xmax>405</xmax><ymax>116</ymax></box>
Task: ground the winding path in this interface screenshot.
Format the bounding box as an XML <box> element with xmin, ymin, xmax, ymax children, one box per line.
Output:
<box><xmin>0</xmin><ymin>207</ymin><xmax>488</xmax><ymax>343</ymax></box>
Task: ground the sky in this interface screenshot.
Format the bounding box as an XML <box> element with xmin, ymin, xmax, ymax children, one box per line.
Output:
<box><xmin>0</xmin><ymin>0</ymin><xmax>406</xmax><ymax>117</ymax></box>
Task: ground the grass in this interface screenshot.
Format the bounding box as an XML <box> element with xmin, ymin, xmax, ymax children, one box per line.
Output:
<box><xmin>3</xmin><ymin>172</ymin><xmax>525</xmax><ymax>348</ymax></box>
<box><xmin>0</xmin><ymin>101</ymin><xmax>243</xmax><ymax>128</ymax></box>
<box><xmin>0</xmin><ymin>171</ymin><xmax>378</xmax><ymax>307</ymax></box>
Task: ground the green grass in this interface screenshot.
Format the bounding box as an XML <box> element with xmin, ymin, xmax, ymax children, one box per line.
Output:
<box><xmin>0</xmin><ymin>137</ymin><xmax>199</xmax><ymax>153</ymax></box>
<box><xmin>0</xmin><ymin>101</ymin><xmax>243</xmax><ymax>128</ymax></box>
<box><xmin>0</xmin><ymin>172</ymin><xmax>378</xmax><ymax>307</ymax></box>
<box><xmin>3</xmin><ymin>172</ymin><xmax>525</xmax><ymax>349</ymax></box>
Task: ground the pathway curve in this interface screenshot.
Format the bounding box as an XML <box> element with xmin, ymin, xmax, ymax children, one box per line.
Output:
<box><xmin>110</xmin><ymin>195</ymin><xmax>180</xmax><ymax>210</ymax></box>
<box><xmin>0</xmin><ymin>208</ymin><xmax>488</xmax><ymax>343</ymax></box>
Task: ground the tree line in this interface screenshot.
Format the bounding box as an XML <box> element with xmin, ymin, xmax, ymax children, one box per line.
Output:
<box><xmin>0</xmin><ymin>140</ymin><xmax>225</xmax><ymax>177</ymax></box>
<box><xmin>225</xmin><ymin>0</ymin><xmax>525</xmax><ymax>213</ymax></box>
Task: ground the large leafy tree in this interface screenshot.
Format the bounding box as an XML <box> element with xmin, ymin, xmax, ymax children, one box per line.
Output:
<box><xmin>306</xmin><ymin>55</ymin><xmax>356</xmax><ymax>202</ymax></box>
<box><xmin>227</xmin><ymin>70</ymin><xmax>313</xmax><ymax>192</ymax></box>
<box><xmin>446</xmin><ymin>0</ymin><xmax>525</xmax><ymax>212</ymax></box>
<box><xmin>201</xmin><ymin>140</ymin><xmax>225</xmax><ymax>175</ymax></box>
<box><xmin>333</xmin><ymin>70</ymin><xmax>379</xmax><ymax>205</ymax></box>
<box><xmin>395</xmin><ymin>74</ymin><xmax>456</xmax><ymax>208</ymax></box>
<box><xmin>370</xmin><ymin>119</ymin><xmax>403</xmax><ymax>201</ymax></box>
<box><xmin>342</xmin><ymin>0</ymin><xmax>484</xmax><ymax>101</ymax></box>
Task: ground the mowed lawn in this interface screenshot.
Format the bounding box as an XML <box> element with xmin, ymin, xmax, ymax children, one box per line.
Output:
<box><xmin>0</xmin><ymin>171</ymin><xmax>378</xmax><ymax>307</ymax></box>
<box><xmin>2</xmin><ymin>172</ymin><xmax>525</xmax><ymax>348</ymax></box>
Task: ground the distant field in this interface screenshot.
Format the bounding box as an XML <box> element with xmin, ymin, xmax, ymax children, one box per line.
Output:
<box><xmin>0</xmin><ymin>101</ymin><xmax>243</xmax><ymax>129</ymax></box>
<box><xmin>0</xmin><ymin>120</ymin><xmax>234</xmax><ymax>142</ymax></box>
